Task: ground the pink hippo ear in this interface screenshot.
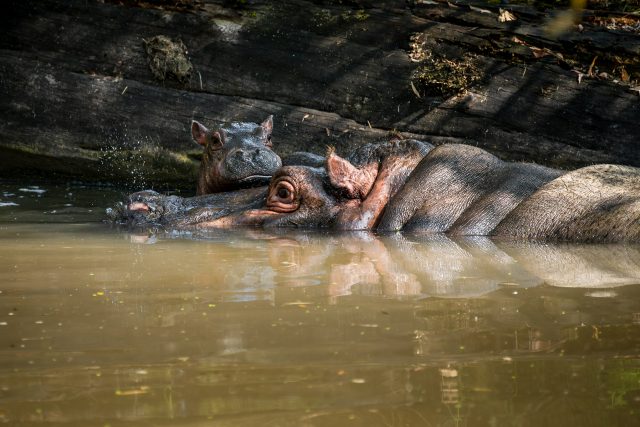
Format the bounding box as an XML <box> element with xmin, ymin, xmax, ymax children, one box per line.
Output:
<box><xmin>191</xmin><ymin>120</ymin><xmax>209</xmax><ymax>146</ymax></box>
<box><xmin>326</xmin><ymin>149</ymin><xmax>378</xmax><ymax>200</ymax></box>
<box><xmin>261</xmin><ymin>115</ymin><xmax>273</xmax><ymax>134</ymax></box>
<box><xmin>192</xmin><ymin>121</ymin><xmax>224</xmax><ymax>149</ymax></box>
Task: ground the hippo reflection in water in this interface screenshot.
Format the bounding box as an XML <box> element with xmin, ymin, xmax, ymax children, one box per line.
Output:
<box><xmin>125</xmin><ymin>230</ymin><xmax>640</xmax><ymax>300</ymax></box>
<box><xmin>116</xmin><ymin>139</ymin><xmax>640</xmax><ymax>242</ymax></box>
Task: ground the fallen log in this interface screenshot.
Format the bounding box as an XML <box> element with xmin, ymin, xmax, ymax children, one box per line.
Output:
<box><xmin>1</xmin><ymin>0</ymin><xmax>638</xmax><ymax>186</ymax></box>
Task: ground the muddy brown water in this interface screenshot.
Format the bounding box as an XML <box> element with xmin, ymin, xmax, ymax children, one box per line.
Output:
<box><xmin>1</xmin><ymin>182</ymin><xmax>639</xmax><ymax>426</ymax></box>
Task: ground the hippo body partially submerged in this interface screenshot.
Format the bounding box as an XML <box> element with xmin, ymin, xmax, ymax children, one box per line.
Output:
<box><xmin>118</xmin><ymin>141</ymin><xmax>640</xmax><ymax>242</ymax></box>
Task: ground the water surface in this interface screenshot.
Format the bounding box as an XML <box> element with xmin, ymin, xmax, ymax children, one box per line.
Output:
<box><xmin>1</xmin><ymin>182</ymin><xmax>639</xmax><ymax>426</ymax></box>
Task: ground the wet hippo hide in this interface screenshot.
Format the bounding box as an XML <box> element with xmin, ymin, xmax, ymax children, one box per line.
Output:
<box><xmin>116</xmin><ymin>142</ymin><xmax>640</xmax><ymax>242</ymax></box>
<box><xmin>110</xmin><ymin>186</ymin><xmax>267</xmax><ymax>228</ymax></box>
<box><xmin>192</xmin><ymin>116</ymin><xmax>281</xmax><ymax>195</ymax></box>
<box><xmin>191</xmin><ymin>115</ymin><xmax>330</xmax><ymax>195</ymax></box>
<box><xmin>492</xmin><ymin>165</ymin><xmax>640</xmax><ymax>242</ymax></box>
<box><xmin>380</xmin><ymin>145</ymin><xmax>640</xmax><ymax>241</ymax></box>
<box><xmin>378</xmin><ymin>144</ymin><xmax>564</xmax><ymax>233</ymax></box>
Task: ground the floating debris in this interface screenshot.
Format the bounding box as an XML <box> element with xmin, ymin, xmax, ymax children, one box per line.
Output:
<box><xmin>440</xmin><ymin>368</ymin><xmax>458</xmax><ymax>378</ymax></box>
<box><xmin>115</xmin><ymin>386</ymin><xmax>150</xmax><ymax>396</ymax></box>
<box><xmin>585</xmin><ymin>290</ymin><xmax>618</xmax><ymax>298</ymax></box>
<box><xmin>19</xmin><ymin>187</ymin><xmax>47</xmax><ymax>194</ymax></box>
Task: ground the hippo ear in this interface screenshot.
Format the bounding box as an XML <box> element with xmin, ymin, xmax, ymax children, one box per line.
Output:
<box><xmin>261</xmin><ymin>115</ymin><xmax>273</xmax><ymax>134</ymax></box>
<box><xmin>209</xmin><ymin>129</ymin><xmax>225</xmax><ymax>149</ymax></box>
<box><xmin>191</xmin><ymin>121</ymin><xmax>209</xmax><ymax>146</ymax></box>
<box><xmin>326</xmin><ymin>150</ymin><xmax>377</xmax><ymax>200</ymax></box>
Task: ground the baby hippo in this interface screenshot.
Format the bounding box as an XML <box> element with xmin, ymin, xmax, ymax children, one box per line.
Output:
<box><xmin>192</xmin><ymin>116</ymin><xmax>282</xmax><ymax>194</ymax></box>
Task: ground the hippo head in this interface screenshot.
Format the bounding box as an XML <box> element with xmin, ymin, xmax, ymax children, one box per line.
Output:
<box><xmin>192</xmin><ymin>115</ymin><xmax>282</xmax><ymax>194</ymax></box>
<box><xmin>199</xmin><ymin>150</ymin><xmax>384</xmax><ymax>230</ymax></box>
<box><xmin>120</xmin><ymin>139</ymin><xmax>429</xmax><ymax>231</ymax></box>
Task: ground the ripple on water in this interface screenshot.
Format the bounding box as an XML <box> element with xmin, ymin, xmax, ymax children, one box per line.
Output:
<box><xmin>1</xmin><ymin>183</ymin><xmax>640</xmax><ymax>426</ymax></box>
<box><xmin>18</xmin><ymin>186</ymin><xmax>47</xmax><ymax>194</ymax></box>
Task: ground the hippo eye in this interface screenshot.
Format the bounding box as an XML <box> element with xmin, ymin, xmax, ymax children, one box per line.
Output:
<box><xmin>277</xmin><ymin>187</ymin><xmax>289</xmax><ymax>199</ymax></box>
<box><xmin>273</xmin><ymin>182</ymin><xmax>295</xmax><ymax>203</ymax></box>
<box><xmin>267</xmin><ymin>179</ymin><xmax>298</xmax><ymax>213</ymax></box>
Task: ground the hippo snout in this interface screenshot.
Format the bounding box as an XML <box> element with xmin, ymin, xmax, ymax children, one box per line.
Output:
<box><xmin>224</xmin><ymin>147</ymin><xmax>282</xmax><ymax>180</ymax></box>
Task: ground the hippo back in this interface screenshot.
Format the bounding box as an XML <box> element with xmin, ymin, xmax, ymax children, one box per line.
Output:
<box><xmin>492</xmin><ymin>164</ymin><xmax>640</xmax><ymax>242</ymax></box>
<box><xmin>378</xmin><ymin>144</ymin><xmax>563</xmax><ymax>234</ymax></box>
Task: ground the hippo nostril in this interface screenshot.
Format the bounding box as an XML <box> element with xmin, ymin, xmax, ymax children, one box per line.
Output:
<box><xmin>236</xmin><ymin>149</ymin><xmax>250</xmax><ymax>160</ymax></box>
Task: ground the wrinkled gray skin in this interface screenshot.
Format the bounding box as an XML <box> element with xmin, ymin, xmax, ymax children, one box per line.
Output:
<box><xmin>379</xmin><ymin>145</ymin><xmax>640</xmax><ymax>242</ymax></box>
<box><xmin>281</xmin><ymin>151</ymin><xmax>326</xmax><ymax>168</ymax></box>
<box><xmin>192</xmin><ymin>116</ymin><xmax>281</xmax><ymax>194</ymax></box>
<box><xmin>115</xmin><ymin>143</ymin><xmax>640</xmax><ymax>242</ymax></box>
<box><xmin>114</xmin><ymin>138</ymin><xmax>430</xmax><ymax>228</ymax></box>
<box><xmin>378</xmin><ymin>144</ymin><xmax>563</xmax><ymax>233</ymax></box>
<box><xmin>192</xmin><ymin>116</ymin><xmax>325</xmax><ymax>194</ymax></box>
<box><xmin>108</xmin><ymin>187</ymin><xmax>267</xmax><ymax>229</ymax></box>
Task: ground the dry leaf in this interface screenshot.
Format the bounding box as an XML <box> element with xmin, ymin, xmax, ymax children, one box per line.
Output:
<box><xmin>410</xmin><ymin>80</ymin><xmax>422</xmax><ymax>98</ymax></box>
<box><xmin>470</xmin><ymin>5</ymin><xmax>492</xmax><ymax>14</ymax></box>
<box><xmin>498</xmin><ymin>8</ymin><xmax>517</xmax><ymax>23</ymax></box>
<box><xmin>531</xmin><ymin>47</ymin><xmax>550</xmax><ymax>59</ymax></box>
<box><xmin>620</xmin><ymin>67</ymin><xmax>630</xmax><ymax>82</ymax></box>
<box><xmin>587</xmin><ymin>56</ymin><xmax>598</xmax><ymax>77</ymax></box>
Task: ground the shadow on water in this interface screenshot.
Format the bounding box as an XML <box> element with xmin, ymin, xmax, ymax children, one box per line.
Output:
<box><xmin>1</xmin><ymin>182</ymin><xmax>640</xmax><ymax>426</ymax></box>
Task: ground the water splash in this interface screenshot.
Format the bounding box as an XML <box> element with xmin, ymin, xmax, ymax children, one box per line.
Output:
<box><xmin>99</xmin><ymin>122</ymin><xmax>151</xmax><ymax>189</ymax></box>
<box><xmin>98</xmin><ymin>123</ymin><xmax>196</xmax><ymax>190</ymax></box>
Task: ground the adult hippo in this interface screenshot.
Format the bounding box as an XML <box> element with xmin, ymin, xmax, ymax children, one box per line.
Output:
<box><xmin>117</xmin><ymin>141</ymin><xmax>640</xmax><ymax>242</ymax></box>
<box><xmin>115</xmin><ymin>138</ymin><xmax>429</xmax><ymax>228</ymax></box>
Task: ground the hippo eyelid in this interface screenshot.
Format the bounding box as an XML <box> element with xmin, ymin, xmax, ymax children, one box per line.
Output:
<box><xmin>267</xmin><ymin>178</ymin><xmax>299</xmax><ymax>213</ymax></box>
<box><xmin>275</xmin><ymin>180</ymin><xmax>295</xmax><ymax>200</ymax></box>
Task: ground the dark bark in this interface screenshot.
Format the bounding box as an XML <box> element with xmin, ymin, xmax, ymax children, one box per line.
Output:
<box><xmin>1</xmin><ymin>0</ymin><xmax>638</xmax><ymax>186</ymax></box>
